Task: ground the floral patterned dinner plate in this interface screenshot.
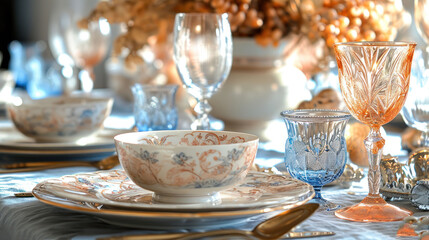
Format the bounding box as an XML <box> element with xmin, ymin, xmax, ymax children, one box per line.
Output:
<box><xmin>33</xmin><ymin>170</ymin><xmax>314</xmax><ymax>212</ymax></box>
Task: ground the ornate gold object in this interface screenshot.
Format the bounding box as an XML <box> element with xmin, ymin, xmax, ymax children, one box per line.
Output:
<box><xmin>380</xmin><ymin>155</ymin><xmax>414</xmax><ymax>199</ymax></box>
<box><xmin>380</xmin><ymin>148</ymin><xmax>429</xmax><ymax>205</ymax></box>
<box><xmin>408</xmin><ymin>148</ymin><xmax>429</xmax><ymax>180</ymax></box>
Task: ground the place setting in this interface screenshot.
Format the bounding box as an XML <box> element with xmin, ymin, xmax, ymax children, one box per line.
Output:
<box><xmin>31</xmin><ymin>129</ymin><xmax>316</xmax><ymax>230</ymax></box>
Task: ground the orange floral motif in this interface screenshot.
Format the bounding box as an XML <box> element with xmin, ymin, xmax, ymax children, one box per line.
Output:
<box><xmin>137</xmin><ymin>135</ymin><xmax>175</xmax><ymax>145</ymax></box>
<box><xmin>199</xmin><ymin>149</ymin><xmax>230</xmax><ymax>177</ymax></box>
<box><xmin>180</xmin><ymin>132</ymin><xmax>227</xmax><ymax>146</ymax></box>
<box><xmin>226</xmin><ymin>136</ymin><xmax>246</xmax><ymax>144</ymax></box>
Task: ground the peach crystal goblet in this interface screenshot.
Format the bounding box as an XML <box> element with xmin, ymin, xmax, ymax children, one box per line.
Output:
<box><xmin>334</xmin><ymin>41</ymin><xmax>416</xmax><ymax>222</ymax></box>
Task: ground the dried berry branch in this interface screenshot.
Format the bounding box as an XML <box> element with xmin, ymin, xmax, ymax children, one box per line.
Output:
<box><xmin>80</xmin><ymin>0</ymin><xmax>409</xmax><ymax>66</ymax></box>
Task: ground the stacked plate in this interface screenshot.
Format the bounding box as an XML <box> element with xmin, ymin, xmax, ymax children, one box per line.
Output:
<box><xmin>32</xmin><ymin>170</ymin><xmax>315</xmax><ymax>229</ymax></box>
<box><xmin>0</xmin><ymin>124</ymin><xmax>129</xmax><ymax>162</ymax></box>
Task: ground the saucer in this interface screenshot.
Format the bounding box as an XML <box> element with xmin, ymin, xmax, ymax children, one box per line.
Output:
<box><xmin>34</xmin><ymin>170</ymin><xmax>314</xmax><ymax>212</ymax></box>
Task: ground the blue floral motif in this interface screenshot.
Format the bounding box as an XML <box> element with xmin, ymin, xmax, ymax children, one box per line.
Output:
<box><xmin>173</xmin><ymin>152</ymin><xmax>191</xmax><ymax>166</ymax></box>
<box><xmin>139</xmin><ymin>150</ymin><xmax>158</xmax><ymax>164</ymax></box>
<box><xmin>219</xmin><ymin>157</ymin><xmax>230</xmax><ymax>167</ymax></box>
<box><xmin>80</xmin><ymin>109</ymin><xmax>94</xmax><ymax>118</ymax></box>
<box><xmin>227</xmin><ymin>148</ymin><xmax>243</xmax><ymax>161</ymax></box>
<box><xmin>193</xmin><ymin>179</ymin><xmax>223</xmax><ymax>188</ymax></box>
<box><xmin>216</xmin><ymin>148</ymin><xmax>244</xmax><ymax>167</ymax></box>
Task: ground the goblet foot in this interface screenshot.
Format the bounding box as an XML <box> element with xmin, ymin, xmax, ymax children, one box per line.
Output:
<box><xmin>309</xmin><ymin>197</ymin><xmax>341</xmax><ymax>211</ymax></box>
<box><xmin>335</xmin><ymin>195</ymin><xmax>412</xmax><ymax>222</ymax></box>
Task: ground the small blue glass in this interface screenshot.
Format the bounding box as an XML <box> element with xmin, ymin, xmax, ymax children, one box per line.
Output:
<box><xmin>281</xmin><ymin>109</ymin><xmax>351</xmax><ymax>211</ymax></box>
<box><xmin>132</xmin><ymin>84</ymin><xmax>179</xmax><ymax>131</ymax></box>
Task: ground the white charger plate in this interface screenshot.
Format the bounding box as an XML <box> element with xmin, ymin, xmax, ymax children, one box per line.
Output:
<box><xmin>33</xmin><ymin>171</ymin><xmax>314</xmax><ymax>230</ymax></box>
<box><xmin>33</xmin><ymin>170</ymin><xmax>314</xmax><ymax>212</ymax></box>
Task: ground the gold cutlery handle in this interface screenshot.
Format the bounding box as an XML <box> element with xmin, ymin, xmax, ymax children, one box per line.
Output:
<box><xmin>0</xmin><ymin>162</ymin><xmax>92</xmax><ymax>173</ymax></box>
<box><xmin>1</xmin><ymin>161</ymin><xmax>87</xmax><ymax>169</ymax></box>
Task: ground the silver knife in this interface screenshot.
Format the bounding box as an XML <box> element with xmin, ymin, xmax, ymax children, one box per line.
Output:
<box><xmin>97</xmin><ymin>231</ymin><xmax>335</xmax><ymax>240</ymax></box>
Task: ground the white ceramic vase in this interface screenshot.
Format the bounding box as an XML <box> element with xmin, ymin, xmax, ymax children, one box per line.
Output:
<box><xmin>210</xmin><ymin>37</ymin><xmax>312</xmax><ymax>141</ymax></box>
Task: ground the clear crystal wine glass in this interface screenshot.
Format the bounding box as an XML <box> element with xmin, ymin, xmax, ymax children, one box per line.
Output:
<box><xmin>334</xmin><ymin>41</ymin><xmax>416</xmax><ymax>222</ymax></box>
<box><xmin>58</xmin><ymin>0</ymin><xmax>111</xmax><ymax>94</ymax></box>
<box><xmin>173</xmin><ymin>13</ymin><xmax>233</xmax><ymax>130</ymax></box>
<box><xmin>401</xmin><ymin>50</ymin><xmax>429</xmax><ymax>147</ymax></box>
<box><xmin>281</xmin><ymin>109</ymin><xmax>351</xmax><ymax>211</ymax></box>
<box><xmin>400</xmin><ymin>0</ymin><xmax>429</xmax><ymax>147</ymax></box>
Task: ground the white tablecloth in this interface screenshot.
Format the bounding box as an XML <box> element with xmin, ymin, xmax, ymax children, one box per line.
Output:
<box><xmin>0</xmin><ymin>145</ymin><xmax>425</xmax><ymax>240</ymax></box>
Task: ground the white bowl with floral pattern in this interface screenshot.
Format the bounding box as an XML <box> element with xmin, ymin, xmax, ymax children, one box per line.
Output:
<box><xmin>7</xmin><ymin>96</ymin><xmax>113</xmax><ymax>143</ymax></box>
<box><xmin>114</xmin><ymin>130</ymin><xmax>259</xmax><ymax>205</ymax></box>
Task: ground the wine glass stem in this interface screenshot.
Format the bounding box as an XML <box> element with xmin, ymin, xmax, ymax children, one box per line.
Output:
<box><xmin>193</xmin><ymin>98</ymin><xmax>212</xmax><ymax>130</ymax></box>
<box><xmin>79</xmin><ymin>67</ymin><xmax>95</xmax><ymax>94</ymax></box>
<box><xmin>364</xmin><ymin>127</ymin><xmax>385</xmax><ymax>196</ymax></box>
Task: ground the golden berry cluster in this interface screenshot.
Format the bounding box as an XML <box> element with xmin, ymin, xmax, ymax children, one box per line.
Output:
<box><xmin>81</xmin><ymin>0</ymin><xmax>409</xmax><ymax>66</ymax></box>
<box><xmin>306</xmin><ymin>0</ymin><xmax>409</xmax><ymax>48</ymax></box>
<box><xmin>81</xmin><ymin>0</ymin><xmax>311</xmax><ymax>65</ymax></box>
<box><xmin>197</xmin><ymin>0</ymin><xmax>310</xmax><ymax>47</ymax></box>
<box><xmin>79</xmin><ymin>0</ymin><xmax>178</xmax><ymax>66</ymax></box>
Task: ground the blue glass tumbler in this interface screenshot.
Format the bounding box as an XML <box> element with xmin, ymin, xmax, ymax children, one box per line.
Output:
<box><xmin>132</xmin><ymin>84</ymin><xmax>178</xmax><ymax>131</ymax></box>
<box><xmin>281</xmin><ymin>109</ymin><xmax>351</xmax><ymax>210</ymax></box>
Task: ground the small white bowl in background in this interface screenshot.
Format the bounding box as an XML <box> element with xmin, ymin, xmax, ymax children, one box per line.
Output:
<box><xmin>7</xmin><ymin>96</ymin><xmax>113</xmax><ymax>143</ymax></box>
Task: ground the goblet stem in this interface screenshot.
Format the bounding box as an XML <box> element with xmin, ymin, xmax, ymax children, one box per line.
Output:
<box><xmin>364</xmin><ymin>127</ymin><xmax>385</xmax><ymax>197</ymax></box>
<box><xmin>192</xmin><ymin>98</ymin><xmax>212</xmax><ymax>130</ymax></box>
<box><xmin>311</xmin><ymin>185</ymin><xmax>340</xmax><ymax>211</ymax></box>
<box><xmin>78</xmin><ymin>67</ymin><xmax>95</xmax><ymax>94</ymax></box>
<box><xmin>335</xmin><ymin>126</ymin><xmax>413</xmax><ymax>222</ymax></box>
<box><xmin>313</xmin><ymin>186</ymin><xmax>322</xmax><ymax>199</ymax></box>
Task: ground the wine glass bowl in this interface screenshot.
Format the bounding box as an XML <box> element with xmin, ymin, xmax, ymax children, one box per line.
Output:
<box><xmin>173</xmin><ymin>13</ymin><xmax>233</xmax><ymax>130</ymax></box>
<box><xmin>415</xmin><ymin>0</ymin><xmax>429</xmax><ymax>47</ymax></box>
<box><xmin>281</xmin><ymin>109</ymin><xmax>351</xmax><ymax>211</ymax></box>
<box><xmin>51</xmin><ymin>0</ymin><xmax>111</xmax><ymax>94</ymax></box>
<box><xmin>401</xmin><ymin>50</ymin><xmax>429</xmax><ymax>147</ymax></box>
<box><xmin>334</xmin><ymin>41</ymin><xmax>416</xmax><ymax>222</ymax></box>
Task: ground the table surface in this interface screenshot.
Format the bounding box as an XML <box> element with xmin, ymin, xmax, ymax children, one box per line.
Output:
<box><xmin>0</xmin><ymin>112</ymin><xmax>426</xmax><ymax>240</ymax></box>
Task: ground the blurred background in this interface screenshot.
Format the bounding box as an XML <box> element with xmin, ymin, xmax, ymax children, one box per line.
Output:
<box><xmin>0</xmin><ymin>0</ymin><xmax>428</xmax><ymax>152</ymax></box>
<box><xmin>0</xmin><ymin>0</ymin><xmax>426</xmax><ymax>92</ymax></box>
<box><xmin>0</xmin><ymin>0</ymin><xmax>112</xmax><ymax>90</ymax></box>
